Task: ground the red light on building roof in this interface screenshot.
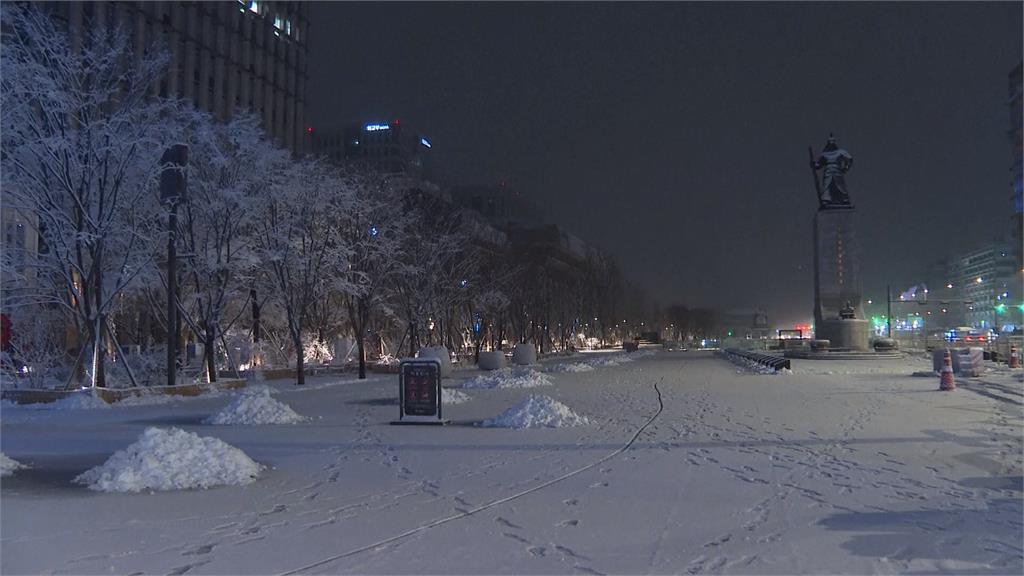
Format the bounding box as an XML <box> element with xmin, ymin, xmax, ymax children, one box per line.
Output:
<box><xmin>305</xmin><ymin>126</ymin><xmax>313</xmax><ymax>134</ymax></box>
<box><xmin>393</xmin><ymin>119</ymin><xmax>400</xmax><ymax>125</ymax></box>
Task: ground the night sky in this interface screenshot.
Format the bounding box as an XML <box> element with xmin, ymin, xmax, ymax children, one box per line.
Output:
<box><xmin>307</xmin><ymin>2</ymin><xmax>1023</xmax><ymax>327</ymax></box>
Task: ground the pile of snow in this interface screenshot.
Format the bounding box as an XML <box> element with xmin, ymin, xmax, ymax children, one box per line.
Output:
<box><xmin>547</xmin><ymin>362</ymin><xmax>595</xmax><ymax>373</ymax></box>
<box><xmin>481</xmin><ymin>395</ymin><xmax>589</xmax><ymax>429</ymax></box>
<box><xmin>1</xmin><ymin>453</ymin><xmax>26</xmax><ymax>477</ymax></box>
<box><xmin>442</xmin><ymin>387</ymin><xmax>471</xmax><ymax>405</ymax></box>
<box><xmin>588</xmin><ymin>354</ymin><xmax>633</xmax><ymax>368</ymax></box>
<box><xmin>75</xmin><ymin>427</ymin><xmax>262</xmax><ymax>492</ymax></box>
<box><xmin>461</xmin><ymin>367</ymin><xmax>552</xmax><ymax>389</ymax></box>
<box><xmin>205</xmin><ymin>386</ymin><xmax>306</xmax><ymax>425</ymax></box>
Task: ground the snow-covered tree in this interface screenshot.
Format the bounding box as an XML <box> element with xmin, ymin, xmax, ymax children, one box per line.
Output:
<box><xmin>250</xmin><ymin>159</ymin><xmax>349</xmax><ymax>385</ymax></box>
<box><xmin>335</xmin><ymin>168</ymin><xmax>410</xmax><ymax>379</ymax></box>
<box><xmin>1</xmin><ymin>4</ymin><xmax>174</xmax><ymax>386</ymax></box>
<box><xmin>393</xmin><ymin>189</ymin><xmax>478</xmax><ymax>357</ymax></box>
<box><xmin>173</xmin><ymin>112</ymin><xmax>288</xmax><ymax>382</ymax></box>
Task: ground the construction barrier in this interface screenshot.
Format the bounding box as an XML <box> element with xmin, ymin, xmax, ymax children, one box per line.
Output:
<box><xmin>723</xmin><ymin>349</ymin><xmax>790</xmax><ymax>372</ymax></box>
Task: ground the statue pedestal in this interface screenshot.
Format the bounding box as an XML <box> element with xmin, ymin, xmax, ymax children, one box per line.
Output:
<box><xmin>816</xmin><ymin>319</ymin><xmax>870</xmax><ymax>351</ymax></box>
<box><xmin>813</xmin><ymin>208</ymin><xmax>869</xmax><ymax>351</ymax></box>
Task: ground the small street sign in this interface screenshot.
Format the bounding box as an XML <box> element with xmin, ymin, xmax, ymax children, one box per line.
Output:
<box><xmin>391</xmin><ymin>358</ymin><xmax>448</xmax><ymax>425</ymax></box>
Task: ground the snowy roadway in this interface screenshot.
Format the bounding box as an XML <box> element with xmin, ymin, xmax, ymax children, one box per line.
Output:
<box><xmin>2</xmin><ymin>351</ymin><xmax>1022</xmax><ymax>574</ymax></box>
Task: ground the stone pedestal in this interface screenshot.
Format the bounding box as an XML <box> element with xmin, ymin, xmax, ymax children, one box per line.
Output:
<box><xmin>815</xmin><ymin>319</ymin><xmax>870</xmax><ymax>351</ymax></box>
<box><xmin>813</xmin><ymin>208</ymin><xmax>870</xmax><ymax>351</ymax></box>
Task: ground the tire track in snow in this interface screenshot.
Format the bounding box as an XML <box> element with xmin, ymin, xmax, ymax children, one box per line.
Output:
<box><xmin>277</xmin><ymin>379</ymin><xmax>667</xmax><ymax>576</ymax></box>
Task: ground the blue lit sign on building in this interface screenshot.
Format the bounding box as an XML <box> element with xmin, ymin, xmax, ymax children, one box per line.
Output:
<box><xmin>365</xmin><ymin>124</ymin><xmax>390</xmax><ymax>132</ymax></box>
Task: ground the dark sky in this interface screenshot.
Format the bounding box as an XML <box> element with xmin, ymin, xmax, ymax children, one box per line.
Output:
<box><xmin>307</xmin><ymin>2</ymin><xmax>1023</xmax><ymax>327</ymax></box>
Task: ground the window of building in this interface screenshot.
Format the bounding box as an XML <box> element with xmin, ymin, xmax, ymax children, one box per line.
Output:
<box><xmin>248</xmin><ymin>1</ymin><xmax>260</xmax><ymax>14</ymax></box>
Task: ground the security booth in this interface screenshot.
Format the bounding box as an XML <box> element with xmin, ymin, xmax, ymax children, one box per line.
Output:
<box><xmin>392</xmin><ymin>358</ymin><xmax>448</xmax><ymax>425</ymax></box>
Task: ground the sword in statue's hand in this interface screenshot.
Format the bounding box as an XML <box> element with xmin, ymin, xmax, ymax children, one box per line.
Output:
<box><xmin>808</xmin><ymin>145</ymin><xmax>823</xmax><ymax>205</ymax></box>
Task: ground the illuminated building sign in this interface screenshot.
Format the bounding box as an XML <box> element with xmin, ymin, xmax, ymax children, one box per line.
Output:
<box><xmin>365</xmin><ymin>124</ymin><xmax>390</xmax><ymax>132</ymax></box>
<box><xmin>420</xmin><ymin>137</ymin><xmax>432</xmax><ymax>148</ymax></box>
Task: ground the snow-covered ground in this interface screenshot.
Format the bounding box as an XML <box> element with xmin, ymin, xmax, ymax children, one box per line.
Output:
<box><xmin>2</xmin><ymin>350</ymin><xmax>1021</xmax><ymax>574</ymax></box>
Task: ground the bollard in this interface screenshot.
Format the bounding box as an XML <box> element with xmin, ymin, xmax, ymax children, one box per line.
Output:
<box><xmin>1010</xmin><ymin>344</ymin><xmax>1019</xmax><ymax>369</ymax></box>
<box><xmin>939</xmin><ymin>348</ymin><xmax>955</xmax><ymax>391</ymax></box>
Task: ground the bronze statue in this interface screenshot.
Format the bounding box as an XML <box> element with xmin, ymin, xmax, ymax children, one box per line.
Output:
<box><xmin>808</xmin><ymin>134</ymin><xmax>854</xmax><ymax>208</ymax></box>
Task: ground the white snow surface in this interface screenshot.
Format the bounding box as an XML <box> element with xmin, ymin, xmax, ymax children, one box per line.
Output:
<box><xmin>546</xmin><ymin>361</ymin><xmax>595</xmax><ymax>373</ymax></box>
<box><xmin>480</xmin><ymin>394</ymin><xmax>589</xmax><ymax>428</ymax></box>
<box><xmin>441</xmin><ymin>387</ymin><xmax>470</xmax><ymax>404</ymax></box>
<box><xmin>461</xmin><ymin>366</ymin><xmax>552</xmax><ymax>389</ymax></box>
<box><xmin>205</xmin><ymin>386</ymin><xmax>306</xmax><ymax>425</ymax></box>
<box><xmin>2</xmin><ymin>351</ymin><xmax>1021</xmax><ymax>575</ymax></box>
<box><xmin>73</xmin><ymin>427</ymin><xmax>263</xmax><ymax>492</ymax></box>
<box><xmin>0</xmin><ymin>453</ymin><xmax>25</xmax><ymax>477</ymax></box>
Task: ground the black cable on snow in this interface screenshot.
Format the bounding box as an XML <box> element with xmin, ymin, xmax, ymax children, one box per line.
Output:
<box><xmin>279</xmin><ymin>380</ymin><xmax>666</xmax><ymax>575</ymax></box>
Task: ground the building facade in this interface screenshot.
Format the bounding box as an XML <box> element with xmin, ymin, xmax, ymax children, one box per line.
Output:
<box><xmin>49</xmin><ymin>0</ymin><xmax>310</xmax><ymax>154</ymax></box>
<box><xmin>1008</xmin><ymin>62</ymin><xmax>1022</xmax><ymax>322</ymax></box>
<box><xmin>313</xmin><ymin>120</ymin><xmax>434</xmax><ymax>178</ymax></box>
<box><xmin>955</xmin><ymin>245</ymin><xmax>1017</xmax><ymax>331</ymax></box>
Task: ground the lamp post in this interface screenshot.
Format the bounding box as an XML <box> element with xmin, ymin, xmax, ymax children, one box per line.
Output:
<box><xmin>160</xmin><ymin>144</ymin><xmax>188</xmax><ymax>388</ymax></box>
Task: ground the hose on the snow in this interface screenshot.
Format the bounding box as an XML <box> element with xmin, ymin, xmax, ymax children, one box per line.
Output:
<box><xmin>279</xmin><ymin>380</ymin><xmax>666</xmax><ymax>575</ymax></box>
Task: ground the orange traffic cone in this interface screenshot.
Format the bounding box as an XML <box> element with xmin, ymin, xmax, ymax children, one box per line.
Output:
<box><xmin>939</xmin><ymin>348</ymin><xmax>955</xmax><ymax>391</ymax></box>
<box><xmin>1010</xmin><ymin>344</ymin><xmax>1019</xmax><ymax>369</ymax></box>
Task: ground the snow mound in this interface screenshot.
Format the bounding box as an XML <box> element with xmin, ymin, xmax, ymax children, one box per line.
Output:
<box><xmin>75</xmin><ymin>427</ymin><xmax>262</xmax><ymax>492</ymax></box>
<box><xmin>481</xmin><ymin>395</ymin><xmax>589</xmax><ymax>429</ymax></box>
<box><xmin>442</xmin><ymin>387</ymin><xmax>471</xmax><ymax>405</ymax></box>
<box><xmin>1</xmin><ymin>453</ymin><xmax>26</xmax><ymax>477</ymax></box>
<box><xmin>205</xmin><ymin>386</ymin><xmax>306</xmax><ymax>425</ymax></box>
<box><xmin>547</xmin><ymin>362</ymin><xmax>595</xmax><ymax>373</ymax></box>
<box><xmin>461</xmin><ymin>367</ymin><xmax>552</xmax><ymax>389</ymax></box>
<box><xmin>588</xmin><ymin>355</ymin><xmax>631</xmax><ymax>368</ymax></box>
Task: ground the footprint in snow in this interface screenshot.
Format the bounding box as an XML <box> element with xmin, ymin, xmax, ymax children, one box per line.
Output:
<box><xmin>502</xmin><ymin>532</ymin><xmax>532</xmax><ymax>545</ymax></box>
<box><xmin>495</xmin><ymin>517</ymin><xmax>522</xmax><ymax>529</ymax></box>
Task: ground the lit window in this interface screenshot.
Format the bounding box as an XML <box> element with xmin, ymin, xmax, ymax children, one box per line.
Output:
<box><xmin>274</xmin><ymin>15</ymin><xmax>283</xmax><ymax>30</ymax></box>
<box><xmin>248</xmin><ymin>0</ymin><xmax>259</xmax><ymax>13</ymax></box>
<box><xmin>285</xmin><ymin>19</ymin><xmax>292</xmax><ymax>35</ymax></box>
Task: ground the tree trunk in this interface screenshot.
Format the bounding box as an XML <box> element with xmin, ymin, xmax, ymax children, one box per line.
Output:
<box><xmin>203</xmin><ymin>330</ymin><xmax>217</xmax><ymax>383</ymax></box>
<box><xmin>293</xmin><ymin>330</ymin><xmax>305</xmax><ymax>385</ymax></box>
<box><xmin>408</xmin><ymin>321</ymin><xmax>417</xmax><ymax>358</ymax></box>
<box><xmin>356</xmin><ymin>329</ymin><xmax>366</xmax><ymax>379</ymax></box>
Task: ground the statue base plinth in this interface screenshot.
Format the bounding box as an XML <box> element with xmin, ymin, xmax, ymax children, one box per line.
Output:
<box><xmin>815</xmin><ymin>319</ymin><xmax>870</xmax><ymax>352</ymax></box>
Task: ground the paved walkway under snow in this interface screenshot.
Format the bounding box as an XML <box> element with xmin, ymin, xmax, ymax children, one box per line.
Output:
<box><xmin>2</xmin><ymin>351</ymin><xmax>1022</xmax><ymax>574</ymax></box>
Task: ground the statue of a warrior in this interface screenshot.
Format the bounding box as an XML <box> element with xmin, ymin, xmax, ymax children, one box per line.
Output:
<box><xmin>809</xmin><ymin>134</ymin><xmax>853</xmax><ymax>208</ymax></box>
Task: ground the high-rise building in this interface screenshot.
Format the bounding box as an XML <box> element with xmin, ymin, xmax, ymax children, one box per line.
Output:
<box><xmin>312</xmin><ymin>120</ymin><xmax>434</xmax><ymax>178</ymax></box>
<box><xmin>48</xmin><ymin>1</ymin><xmax>310</xmax><ymax>154</ymax></box>
<box><xmin>1008</xmin><ymin>62</ymin><xmax>1022</xmax><ymax>284</ymax></box>
<box><xmin>955</xmin><ymin>245</ymin><xmax>1016</xmax><ymax>331</ymax></box>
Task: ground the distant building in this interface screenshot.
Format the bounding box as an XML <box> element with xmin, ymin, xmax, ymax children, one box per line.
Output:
<box><xmin>46</xmin><ymin>1</ymin><xmax>311</xmax><ymax>155</ymax></box>
<box><xmin>718</xmin><ymin>309</ymin><xmax>770</xmax><ymax>340</ymax></box>
<box><xmin>312</xmin><ymin>120</ymin><xmax>433</xmax><ymax>178</ymax></box>
<box><xmin>955</xmin><ymin>245</ymin><xmax>1016</xmax><ymax>331</ymax></box>
<box><xmin>449</xmin><ymin>183</ymin><xmax>546</xmax><ymax>231</ymax></box>
<box><xmin>1008</xmin><ymin>62</ymin><xmax>1022</xmax><ymax>288</ymax></box>
<box><xmin>1003</xmin><ymin>62</ymin><xmax>1019</xmax><ymax>317</ymax></box>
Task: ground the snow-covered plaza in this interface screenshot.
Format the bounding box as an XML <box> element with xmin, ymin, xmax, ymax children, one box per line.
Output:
<box><xmin>2</xmin><ymin>350</ymin><xmax>1022</xmax><ymax>575</ymax></box>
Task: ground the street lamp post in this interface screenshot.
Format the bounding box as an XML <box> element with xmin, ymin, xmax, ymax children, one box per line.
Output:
<box><xmin>160</xmin><ymin>144</ymin><xmax>188</xmax><ymax>388</ymax></box>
